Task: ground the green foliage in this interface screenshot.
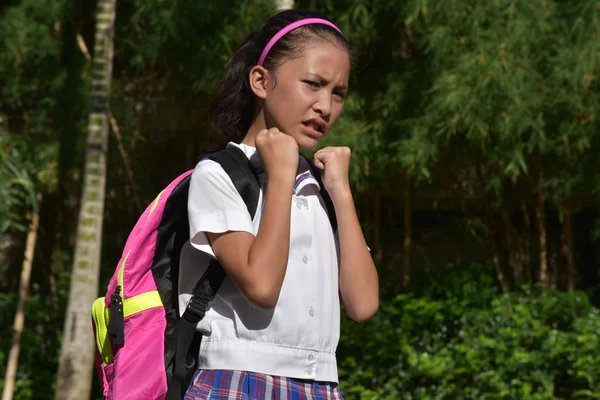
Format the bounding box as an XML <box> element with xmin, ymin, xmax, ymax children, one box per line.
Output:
<box><xmin>0</xmin><ymin>118</ymin><xmax>36</xmax><ymax>233</ymax></box>
<box><xmin>0</xmin><ymin>0</ymin><xmax>65</xmax><ymax>101</ymax></box>
<box><xmin>0</xmin><ymin>270</ymin><xmax>72</xmax><ymax>400</ymax></box>
<box><xmin>115</xmin><ymin>0</ymin><xmax>274</xmax><ymax>90</ymax></box>
<box><xmin>0</xmin><ymin>0</ymin><xmax>65</xmax><ymax>223</ymax></box>
<box><xmin>2</xmin><ymin>0</ymin><xmax>600</xmax><ymax>398</ymax></box>
<box><xmin>338</xmin><ymin>271</ymin><xmax>600</xmax><ymax>399</ymax></box>
<box><xmin>398</xmin><ymin>0</ymin><xmax>600</xmax><ymax>198</ymax></box>
<box><xmin>0</xmin><ymin>0</ymin><xmax>67</xmax><ymax>139</ymax></box>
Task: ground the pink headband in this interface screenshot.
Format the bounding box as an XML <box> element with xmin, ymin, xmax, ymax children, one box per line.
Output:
<box><xmin>257</xmin><ymin>18</ymin><xmax>344</xmax><ymax>66</ymax></box>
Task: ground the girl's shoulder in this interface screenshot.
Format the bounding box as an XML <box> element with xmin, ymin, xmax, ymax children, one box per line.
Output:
<box><xmin>190</xmin><ymin>158</ymin><xmax>232</xmax><ymax>192</ymax></box>
<box><xmin>193</xmin><ymin>157</ymin><xmax>224</xmax><ymax>175</ymax></box>
<box><xmin>191</xmin><ymin>143</ymin><xmax>261</xmax><ymax>185</ymax></box>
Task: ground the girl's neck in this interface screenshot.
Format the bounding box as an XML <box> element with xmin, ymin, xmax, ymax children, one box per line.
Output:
<box><xmin>241</xmin><ymin>110</ymin><xmax>267</xmax><ymax>148</ymax></box>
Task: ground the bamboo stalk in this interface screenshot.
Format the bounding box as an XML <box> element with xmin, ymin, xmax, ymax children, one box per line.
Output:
<box><xmin>562</xmin><ymin>207</ymin><xmax>575</xmax><ymax>292</ymax></box>
<box><xmin>492</xmin><ymin>238</ymin><xmax>509</xmax><ymax>293</ymax></box>
<box><xmin>536</xmin><ymin>173</ymin><xmax>548</xmax><ymax>285</ymax></box>
<box><xmin>403</xmin><ymin>175</ymin><xmax>412</xmax><ymax>288</ymax></box>
<box><xmin>2</xmin><ymin>194</ymin><xmax>41</xmax><ymax>400</ymax></box>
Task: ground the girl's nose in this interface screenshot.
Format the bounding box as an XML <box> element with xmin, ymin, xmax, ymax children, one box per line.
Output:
<box><xmin>312</xmin><ymin>93</ymin><xmax>332</xmax><ymax>120</ymax></box>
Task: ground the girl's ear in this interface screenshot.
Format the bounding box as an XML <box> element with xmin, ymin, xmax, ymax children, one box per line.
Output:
<box><xmin>249</xmin><ymin>66</ymin><xmax>270</xmax><ymax>100</ymax></box>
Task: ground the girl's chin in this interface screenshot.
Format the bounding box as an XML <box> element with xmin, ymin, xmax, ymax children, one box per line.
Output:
<box><xmin>292</xmin><ymin>130</ymin><xmax>323</xmax><ymax>151</ymax></box>
<box><xmin>296</xmin><ymin>137</ymin><xmax>321</xmax><ymax>151</ymax></box>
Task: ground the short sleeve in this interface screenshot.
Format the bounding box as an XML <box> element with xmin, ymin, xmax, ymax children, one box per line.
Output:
<box><xmin>187</xmin><ymin>159</ymin><xmax>255</xmax><ymax>257</ymax></box>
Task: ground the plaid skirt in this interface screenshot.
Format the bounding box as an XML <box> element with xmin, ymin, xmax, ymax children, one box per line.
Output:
<box><xmin>184</xmin><ymin>370</ymin><xmax>345</xmax><ymax>400</ymax></box>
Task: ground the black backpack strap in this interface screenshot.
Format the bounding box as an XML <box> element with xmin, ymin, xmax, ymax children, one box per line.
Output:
<box><xmin>167</xmin><ymin>146</ymin><xmax>260</xmax><ymax>400</ymax></box>
<box><xmin>209</xmin><ymin>146</ymin><xmax>261</xmax><ymax>220</ymax></box>
<box><xmin>303</xmin><ymin>155</ymin><xmax>338</xmax><ymax>232</ymax></box>
<box><xmin>167</xmin><ymin>258</ymin><xmax>224</xmax><ymax>400</ymax></box>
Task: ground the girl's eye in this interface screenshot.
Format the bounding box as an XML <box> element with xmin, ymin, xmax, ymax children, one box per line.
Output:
<box><xmin>334</xmin><ymin>91</ymin><xmax>346</xmax><ymax>100</ymax></box>
<box><xmin>304</xmin><ymin>80</ymin><xmax>320</xmax><ymax>88</ymax></box>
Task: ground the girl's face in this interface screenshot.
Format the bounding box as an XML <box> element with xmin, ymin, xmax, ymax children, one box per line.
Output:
<box><xmin>260</xmin><ymin>39</ymin><xmax>351</xmax><ymax>150</ymax></box>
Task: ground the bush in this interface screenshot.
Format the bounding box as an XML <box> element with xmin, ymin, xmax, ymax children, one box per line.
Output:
<box><xmin>338</xmin><ymin>273</ymin><xmax>600</xmax><ymax>399</ymax></box>
<box><xmin>0</xmin><ymin>271</ymin><xmax>78</xmax><ymax>400</ymax></box>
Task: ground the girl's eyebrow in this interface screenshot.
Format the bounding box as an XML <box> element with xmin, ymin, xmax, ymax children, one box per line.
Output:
<box><xmin>307</xmin><ymin>73</ymin><xmax>348</xmax><ymax>91</ymax></box>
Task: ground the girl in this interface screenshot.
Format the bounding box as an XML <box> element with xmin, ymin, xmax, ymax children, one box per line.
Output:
<box><xmin>179</xmin><ymin>9</ymin><xmax>379</xmax><ymax>400</ymax></box>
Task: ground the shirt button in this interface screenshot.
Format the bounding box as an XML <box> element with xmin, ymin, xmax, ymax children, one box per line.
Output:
<box><xmin>308</xmin><ymin>354</ymin><xmax>315</xmax><ymax>361</ymax></box>
<box><xmin>302</xmin><ymin>256</ymin><xmax>308</xmax><ymax>264</ymax></box>
<box><xmin>309</xmin><ymin>307</ymin><xmax>315</xmax><ymax>317</ymax></box>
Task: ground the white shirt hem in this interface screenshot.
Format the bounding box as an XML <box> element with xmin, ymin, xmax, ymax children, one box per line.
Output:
<box><xmin>198</xmin><ymin>338</ymin><xmax>339</xmax><ymax>383</ymax></box>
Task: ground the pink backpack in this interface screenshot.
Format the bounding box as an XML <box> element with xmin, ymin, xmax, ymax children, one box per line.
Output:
<box><xmin>91</xmin><ymin>147</ymin><xmax>336</xmax><ymax>400</ymax></box>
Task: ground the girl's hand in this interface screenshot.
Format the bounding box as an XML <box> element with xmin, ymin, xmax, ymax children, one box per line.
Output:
<box><xmin>256</xmin><ymin>128</ymin><xmax>299</xmax><ymax>182</ymax></box>
<box><xmin>313</xmin><ymin>146</ymin><xmax>352</xmax><ymax>200</ymax></box>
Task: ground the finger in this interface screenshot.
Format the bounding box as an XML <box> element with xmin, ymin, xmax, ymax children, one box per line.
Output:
<box><xmin>313</xmin><ymin>148</ymin><xmax>330</xmax><ymax>159</ymax></box>
<box><xmin>255</xmin><ymin>129</ymin><xmax>268</xmax><ymax>145</ymax></box>
<box><xmin>315</xmin><ymin>149</ymin><xmax>334</xmax><ymax>162</ymax></box>
<box><xmin>313</xmin><ymin>152</ymin><xmax>327</xmax><ymax>167</ymax></box>
<box><xmin>313</xmin><ymin>158</ymin><xmax>325</xmax><ymax>170</ymax></box>
<box><xmin>315</xmin><ymin>146</ymin><xmax>333</xmax><ymax>154</ymax></box>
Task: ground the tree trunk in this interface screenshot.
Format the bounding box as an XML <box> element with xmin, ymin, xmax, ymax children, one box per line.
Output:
<box><xmin>520</xmin><ymin>202</ymin><xmax>532</xmax><ymax>283</ymax></box>
<box><xmin>562</xmin><ymin>206</ymin><xmax>575</xmax><ymax>292</ymax></box>
<box><xmin>502</xmin><ymin>212</ymin><xmax>522</xmax><ymax>283</ymax></box>
<box><xmin>491</xmin><ymin>237</ymin><xmax>509</xmax><ymax>293</ymax></box>
<box><xmin>275</xmin><ymin>0</ymin><xmax>294</xmax><ymax>9</ymax></box>
<box><xmin>402</xmin><ymin>177</ymin><xmax>412</xmax><ymax>288</ymax></box>
<box><xmin>550</xmin><ymin>247</ymin><xmax>558</xmax><ymax>290</ymax></box>
<box><xmin>535</xmin><ymin>173</ymin><xmax>548</xmax><ymax>285</ymax></box>
<box><xmin>2</xmin><ymin>195</ymin><xmax>41</xmax><ymax>400</ymax></box>
<box><xmin>54</xmin><ymin>1</ymin><xmax>115</xmax><ymax>399</ymax></box>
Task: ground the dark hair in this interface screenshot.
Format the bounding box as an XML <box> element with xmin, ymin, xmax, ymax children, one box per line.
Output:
<box><xmin>209</xmin><ymin>9</ymin><xmax>350</xmax><ymax>143</ymax></box>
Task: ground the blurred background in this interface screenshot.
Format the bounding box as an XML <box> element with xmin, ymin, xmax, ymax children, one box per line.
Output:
<box><xmin>2</xmin><ymin>0</ymin><xmax>600</xmax><ymax>399</ymax></box>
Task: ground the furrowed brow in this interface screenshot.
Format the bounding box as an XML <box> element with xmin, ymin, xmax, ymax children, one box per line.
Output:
<box><xmin>308</xmin><ymin>73</ymin><xmax>347</xmax><ymax>91</ymax></box>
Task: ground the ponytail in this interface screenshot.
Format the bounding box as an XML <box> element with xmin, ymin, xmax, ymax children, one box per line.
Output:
<box><xmin>209</xmin><ymin>34</ymin><xmax>261</xmax><ymax>143</ymax></box>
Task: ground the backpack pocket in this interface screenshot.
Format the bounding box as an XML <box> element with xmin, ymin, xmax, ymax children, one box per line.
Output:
<box><xmin>92</xmin><ymin>291</ymin><xmax>167</xmax><ymax>399</ymax></box>
<box><xmin>92</xmin><ymin>297</ymin><xmax>114</xmax><ymax>397</ymax></box>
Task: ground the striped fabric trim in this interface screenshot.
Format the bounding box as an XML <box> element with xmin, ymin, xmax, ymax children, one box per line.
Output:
<box><xmin>185</xmin><ymin>370</ymin><xmax>343</xmax><ymax>400</ymax></box>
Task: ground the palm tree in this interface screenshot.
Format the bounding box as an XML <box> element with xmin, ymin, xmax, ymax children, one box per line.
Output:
<box><xmin>275</xmin><ymin>0</ymin><xmax>293</xmax><ymax>10</ymax></box>
<box><xmin>54</xmin><ymin>0</ymin><xmax>116</xmax><ymax>398</ymax></box>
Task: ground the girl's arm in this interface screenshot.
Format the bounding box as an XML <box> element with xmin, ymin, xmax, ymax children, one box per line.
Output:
<box><xmin>206</xmin><ymin>128</ymin><xmax>299</xmax><ymax>309</ymax></box>
<box><xmin>333</xmin><ymin>190</ymin><xmax>379</xmax><ymax>322</ymax></box>
<box><xmin>206</xmin><ymin>176</ymin><xmax>293</xmax><ymax>309</ymax></box>
<box><xmin>313</xmin><ymin>146</ymin><xmax>379</xmax><ymax>323</ymax></box>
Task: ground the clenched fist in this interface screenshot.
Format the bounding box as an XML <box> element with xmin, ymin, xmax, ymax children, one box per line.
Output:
<box><xmin>313</xmin><ymin>146</ymin><xmax>351</xmax><ymax>199</ymax></box>
<box><xmin>256</xmin><ymin>128</ymin><xmax>299</xmax><ymax>182</ymax></box>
